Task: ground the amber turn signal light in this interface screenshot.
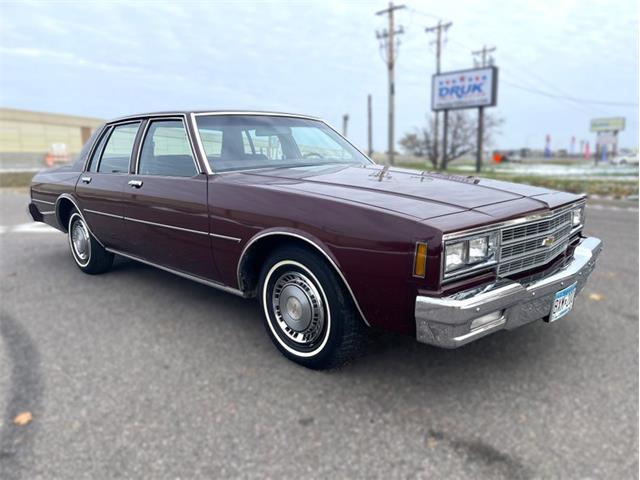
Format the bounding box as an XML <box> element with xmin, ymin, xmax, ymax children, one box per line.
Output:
<box><xmin>413</xmin><ymin>242</ymin><xmax>428</xmax><ymax>278</ymax></box>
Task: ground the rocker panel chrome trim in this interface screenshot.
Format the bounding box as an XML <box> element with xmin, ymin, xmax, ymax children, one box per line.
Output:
<box><xmin>32</xmin><ymin>198</ymin><xmax>56</xmax><ymax>206</ymax></box>
<box><xmin>106</xmin><ymin>248</ymin><xmax>245</xmax><ymax>297</ymax></box>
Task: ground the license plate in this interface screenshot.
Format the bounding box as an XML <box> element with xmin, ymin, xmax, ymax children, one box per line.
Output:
<box><xmin>549</xmin><ymin>282</ymin><xmax>577</xmax><ymax>322</ymax></box>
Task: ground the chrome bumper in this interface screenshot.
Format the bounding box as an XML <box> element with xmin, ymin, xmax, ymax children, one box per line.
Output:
<box><xmin>415</xmin><ymin>236</ymin><xmax>602</xmax><ymax>348</ymax></box>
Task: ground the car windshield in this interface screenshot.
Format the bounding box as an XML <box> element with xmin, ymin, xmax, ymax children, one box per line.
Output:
<box><xmin>194</xmin><ymin>114</ymin><xmax>371</xmax><ymax>172</ymax></box>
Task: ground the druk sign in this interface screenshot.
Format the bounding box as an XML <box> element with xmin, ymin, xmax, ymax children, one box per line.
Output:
<box><xmin>431</xmin><ymin>66</ymin><xmax>498</xmax><ymax>111</ymax></box>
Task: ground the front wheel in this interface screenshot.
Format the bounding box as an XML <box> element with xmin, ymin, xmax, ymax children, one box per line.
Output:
<box><xmin>67</xmin><ymin>210</ymin><xmax>114</xmax><ymax>274</ymax></box>
<box><xmin>258</xmin><ymin>245</ymin><xmax>365</xmax><ymax>369</ymax></box>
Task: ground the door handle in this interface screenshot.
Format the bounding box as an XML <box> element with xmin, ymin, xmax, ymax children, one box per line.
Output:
<box><xmin>81</xmin><ymin>176</ymin><xmax>92</xmax><ymax>184</ymax></box>
<box><xmin>128</xmin><ymin>180</ymin><xmax>143</xmax><ymax>188</ymax></box>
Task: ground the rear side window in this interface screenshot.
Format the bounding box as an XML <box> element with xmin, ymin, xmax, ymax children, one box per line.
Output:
<box><xmin>138</xmin><ymin>120</ymin><xmax>197</xmax><ymax>177</ymax></box>
<box><xmin>98</xmin><ymin>122</ymin><xmax>140</xmax><ymax>173</ymax></box>
<box><xmin>87</xmin><ymin>128</ymin><xmax>110</xmax><ymax>172</ymax></box>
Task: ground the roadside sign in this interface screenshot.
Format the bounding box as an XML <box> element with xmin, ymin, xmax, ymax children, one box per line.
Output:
<box><xmin>597</xmin><ymin>132</ymin><xmax>616</xmax><ymax>145</ymax></box>
<box><xmin>590</xmin><ymin>117</ymin><xmax>625</xmax><ymax>132</ymax></box>
<box><xmin>432</xmin><ymin>66</ymin><xmax>498</xmax><ymax>111</ymax></box>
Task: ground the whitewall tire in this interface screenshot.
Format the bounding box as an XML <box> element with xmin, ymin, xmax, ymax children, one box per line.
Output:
<box><xmin>258</xmin><ymin>245</ymin><xmax>365</xmax><ymax>369</ymax></box>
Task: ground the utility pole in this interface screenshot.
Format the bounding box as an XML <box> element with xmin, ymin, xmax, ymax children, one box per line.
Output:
<box><xmin>342</xmin><ymin>114</ymin><xmax>349</xmax><ymax>137</ymax></box>
<box><xmin>425</xmin><ymin>20</ymin><xmax>452</xmax><ymax>169</ymax></box>
<box><xmin>376</xmin><ymin>2</ymin><xmax>405</xmax><ymax>165</ymax></box>
<box><xmin>472</xmin><ymin>45</ymin><xmax>496</xmax><ymax>68</ymax></box>
<box><xmin>367</xmin><ymin>94</ymin><xmax>373</xmax><ymax>157</ymax></box>
<box><xmin>471</xmin><ymin>45</ymin><xmax>496</xmax><ymax>172</ymax></box>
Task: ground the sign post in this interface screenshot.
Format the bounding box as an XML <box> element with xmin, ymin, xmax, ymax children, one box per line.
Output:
<box><xmin>590</xmin><ymin>117</ymin><xmax>625</xmax><ymax>163</ymax></box>
<box><xmin>442</xmin><ymin>109</ymin><xmax>449</xmax><ymax>169</ymax></box>
<box><xmin>432</xmin><ymin>66</ymin><xmax>498</xmax><ymax>172</ymax></box>
<box><xmin>476</xmin><ymin>106</ymin><xmax>484</xmax><ymax>172</ymax></box>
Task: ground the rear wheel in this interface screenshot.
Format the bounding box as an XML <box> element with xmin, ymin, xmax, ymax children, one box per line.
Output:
<box><xmin>67</xmin><ymin>210</ymin><xmax>114</xmax><ymax>274</ymax></box>
<box><xmin>258</xmin><ymin>245</ymin><xmax>365</xmax><ymax>369</ymax></box>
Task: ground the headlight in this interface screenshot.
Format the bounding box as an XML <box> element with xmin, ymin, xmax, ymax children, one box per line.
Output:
<box><xmin>572</xmin><ymin>206</ymin><xmax>584</xmax><ymax>227</ymax></box>
<box><xmin>444</xmin><ymin>232</ymin><xmax>498</xmax><ymax>275</ymax></box>
<box><xmin>468</xmin><ymin>237</ymin><xmax>489</xmax><ymax>263</ymax></box>
<box><xmin>445</xmin><ymin>242</ymin><xmax>466</xmax><ymax>272</ymax></box>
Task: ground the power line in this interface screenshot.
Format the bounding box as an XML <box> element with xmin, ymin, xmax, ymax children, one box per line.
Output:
<box><xmin>406</xmin><ymin>7</ymin><xmax>443</xmax><ymax>20</ymax></box>
<box><xmin>448</xmin><ymin>37</ymin><xmax>635</xmax><ymax>116</ymax></box>
<box><xmin>500</xmin><ymin>79</ymin><xmax>638</xmax><ymax>107</ymax></box>
<box><xmin>446</xmin><ymin>38</ymin><xmax>609</xmax><ymax>116</ymax></box>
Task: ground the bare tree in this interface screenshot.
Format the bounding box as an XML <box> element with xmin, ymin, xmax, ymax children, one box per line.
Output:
<box><xmin>399</xmin><ymin>111</ymin><xmax>503</xmax><ymax>169</ymax></box>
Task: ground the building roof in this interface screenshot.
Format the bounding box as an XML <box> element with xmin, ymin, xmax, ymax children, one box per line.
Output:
<box><xmin>0</xmin><ymin>107</ymin><xmax>105</xmax><ymax>128</ymax></box>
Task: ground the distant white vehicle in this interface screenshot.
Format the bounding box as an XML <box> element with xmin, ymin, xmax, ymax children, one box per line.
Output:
<box><xmin>611</xmin><ymin>154</ymin><xmax>639</xmax><ymax>165</ymax></box>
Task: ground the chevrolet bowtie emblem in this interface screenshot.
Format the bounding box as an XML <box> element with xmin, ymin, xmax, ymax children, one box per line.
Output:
<box><xmin>541</xmin><ymin>235</ymin><xmax>556</xmax><ymax>247</ymax></box>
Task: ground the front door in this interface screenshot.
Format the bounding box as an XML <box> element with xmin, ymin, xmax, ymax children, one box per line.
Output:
<box><xmin>120</xmin><ymin>118</ymin><xmax>219</xmax><ymax>281</ymax></box>
<box><xmin>75</xmin><ymin>121</ymin><xmax>141</xmax><ymax>250</ymax></box>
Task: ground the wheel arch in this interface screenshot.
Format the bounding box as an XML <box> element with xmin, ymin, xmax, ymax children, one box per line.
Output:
<box><xmin>237</xmin><ymin>229</ymin><xmax>371</xmax><ymax>327</ymax></box>
<box><xmin>55</xmin><ymin>194</ymin><xmax>106</xmax><ymax>248</ymax></box>
<box><xmin>55</xmin><ymin>194</ymin><xmax>78</xmax><ymax>233</ymax></box>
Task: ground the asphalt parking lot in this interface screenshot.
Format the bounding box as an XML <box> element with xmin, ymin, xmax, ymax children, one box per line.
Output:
<box><xmin>0</xmin><ymin>189</ymin><xmax>638</xmax><ymax>479</ymax></box>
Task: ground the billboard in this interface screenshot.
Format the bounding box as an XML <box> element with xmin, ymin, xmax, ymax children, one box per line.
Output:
<box><xmin>590</xmin><ymin>117</ymin><xmax>625</xmax><ymax>132</ymax></box>
<box><xmin>432</xmin><ymin>66</ymin><xmax>498</xmax><ymax>111</ymax></box>
<box><xmin>596</xmin><ymin>131</ymin><xmax>617</xmax><ymax>145</ymax></box>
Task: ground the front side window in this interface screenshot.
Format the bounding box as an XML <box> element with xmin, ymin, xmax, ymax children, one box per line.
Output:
<box><xmin>98</xmin><ymin>122</ymin><xmax>140</xmax><ymax>173</ymax></box>
<box><xmin>195</xmin><ymin>115</ymin><xmax>369</xmax><ymax>172</ymax></box>
<box><xmin>138</xmin><ymin>120</ymin><xmax>197</xmax><ymax>177</ymax></box>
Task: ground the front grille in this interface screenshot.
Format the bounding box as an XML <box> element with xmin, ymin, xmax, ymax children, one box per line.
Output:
<box><xmin>498</xmin><ymin>209</ymin><xmax>575</xmax><ymax>276</ymax></box>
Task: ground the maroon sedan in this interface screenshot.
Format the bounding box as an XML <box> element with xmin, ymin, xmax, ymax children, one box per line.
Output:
<box><xmin>29</xmin><ymin>111</ymin><xmax>602</xmax><ymax>369</ymax></box>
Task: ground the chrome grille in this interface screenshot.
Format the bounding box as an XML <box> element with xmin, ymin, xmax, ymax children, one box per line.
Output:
<box><xmin>498</xmin><ymin>209</ymin><xmax>575</xmax><ymax>276</ymax></box>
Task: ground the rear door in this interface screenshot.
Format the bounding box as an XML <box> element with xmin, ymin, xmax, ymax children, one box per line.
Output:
<box><xmin>120</xmin><ymin>117</ymin><xmax>219</xmax><ymax>280</ymax></box>
<box><xmin>75</xmin><ymin>121</ymin><xmax>141</xmax><ymax>250</ymax></box>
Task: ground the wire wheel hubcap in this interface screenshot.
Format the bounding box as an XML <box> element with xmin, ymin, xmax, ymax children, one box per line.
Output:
<box><xmin>71</xmin><ymin>218</ymin><xmax>90</xmax><ymax>261</ymax></box>
<box><xmin>272</xmin><ymin>271</ymin><xmax>325</xmax><ymax>345</ymax></box>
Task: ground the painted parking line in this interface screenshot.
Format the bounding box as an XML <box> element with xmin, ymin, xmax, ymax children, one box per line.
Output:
<box><xmin>2</xmin><ymin>223</ymin><xmax>59</xmax><ymax>234</ymax></box>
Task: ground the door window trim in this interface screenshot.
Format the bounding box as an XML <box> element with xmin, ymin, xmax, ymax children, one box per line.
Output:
<box><xmin>84</xmin><ymin>120</ymin><xmax>142</xmax><ymax>174</ymax></box>
<box><xmin>134</xmin><ymin>116</ymin><xmax>202</xmax><ymax>176</ymax></box>
<box><xmin>85</xmin><ymin>125</ymin><xmax>112</xmax><ymax>172</ymax></box>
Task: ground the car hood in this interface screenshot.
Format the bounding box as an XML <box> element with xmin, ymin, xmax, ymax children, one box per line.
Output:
<box><xmin>224</xmin><ymin>164</ymin><xmax>580</xmax><ymax>222</ymax></box>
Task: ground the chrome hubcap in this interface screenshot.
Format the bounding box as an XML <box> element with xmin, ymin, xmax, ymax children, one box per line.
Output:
<box><xmin>71</xmin><ymin>219</ymin><xmax>90</xmax><ymax>261</ymax></box>
<box><xmin>272</xmin><ymin>271</ymin><xmax>325</xmax><ymax>345</ymax></box>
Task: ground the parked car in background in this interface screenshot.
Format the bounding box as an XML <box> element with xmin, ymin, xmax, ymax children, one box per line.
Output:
<box><xmin>611</xmin><ymin>153</ymin><xmax>639</xmax><ymax>165</ymax></box>
<box><xmin>28</xmin><ymin>111</ymin><xmax>602</xmax><ymax>369</ymax></box>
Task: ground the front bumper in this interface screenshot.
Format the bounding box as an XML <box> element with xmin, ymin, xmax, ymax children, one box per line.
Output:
<box><xmin>415</xmin><ymin>236</ymin><xmax>602</xmax><ymax>348</ymax></box>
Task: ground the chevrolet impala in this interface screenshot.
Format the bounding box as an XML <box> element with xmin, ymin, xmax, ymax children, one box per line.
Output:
<box><xmin>29</xmin><ymin>111</ymin><xmax>602</xmax><ymax>369</ymax></box>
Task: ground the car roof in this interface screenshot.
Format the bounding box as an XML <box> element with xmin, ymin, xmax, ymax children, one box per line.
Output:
<box><xmin>108</xmin><ymin>110</ymin><xmax>321</xmax><ymax>124</ymax></box>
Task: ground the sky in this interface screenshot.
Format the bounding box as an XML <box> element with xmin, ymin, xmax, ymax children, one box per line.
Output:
<box><xmin>0</xmin><ymin>0</ymin><xmax>638</xmax><ymax>152</ymax></box>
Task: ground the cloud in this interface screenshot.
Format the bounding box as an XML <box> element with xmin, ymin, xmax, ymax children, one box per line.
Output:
<box><xmin>0</xmin><ymin>0</ymin><xmax>637</xmax><ymax>148</ymax></box>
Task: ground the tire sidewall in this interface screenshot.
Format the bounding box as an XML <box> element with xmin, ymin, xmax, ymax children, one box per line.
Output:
<box><xmin>259</xmin><ymin>247</ymin><xmax>348</xmax><ymax>368</ymax></box>
<box><xmin>68</xmin><ymin>212</ymin><xmax>92</xmax><ymax>269</ymax></box>
<box><xmin>262</xmin><ymin>260</ymin><xmax>332</xmax><ymax>358</ymax></box>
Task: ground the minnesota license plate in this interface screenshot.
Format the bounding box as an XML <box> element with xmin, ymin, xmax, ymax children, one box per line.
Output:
<box><xmin>549</xmin><ymin>282</ymin><xmax>577</xmax><ymax>322</ymax></box>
